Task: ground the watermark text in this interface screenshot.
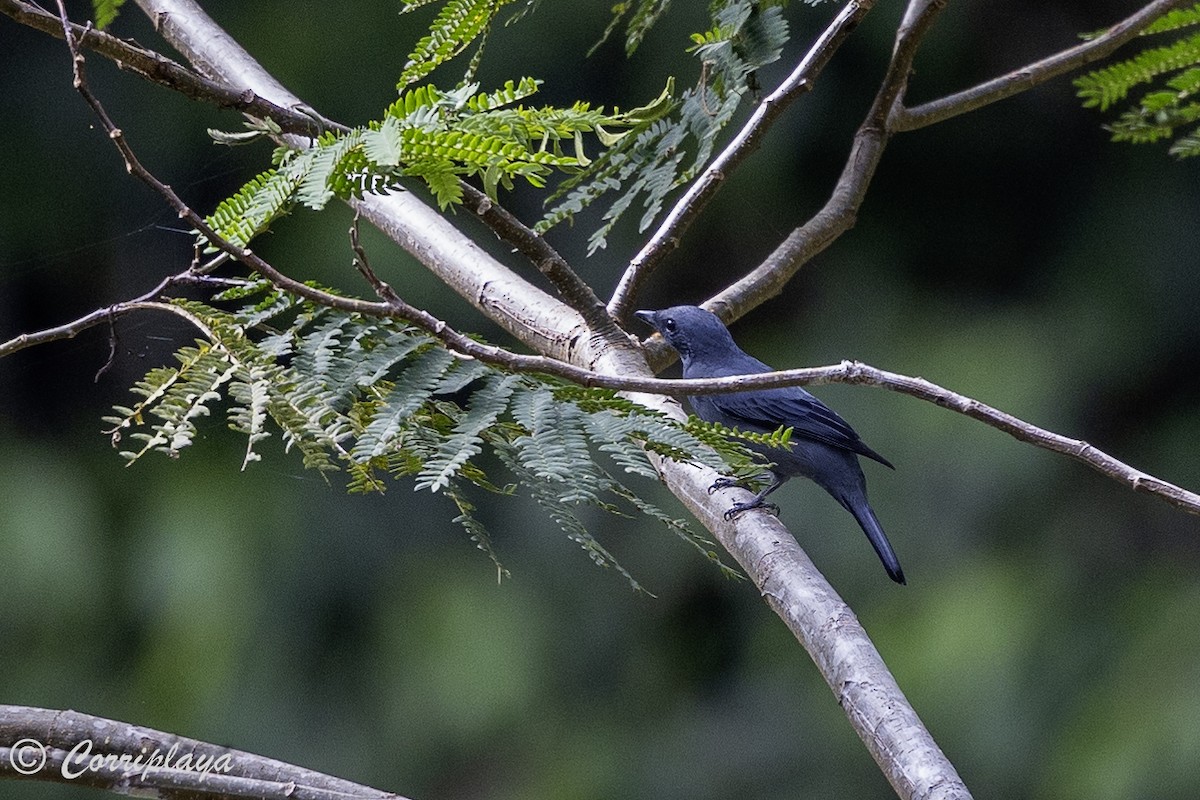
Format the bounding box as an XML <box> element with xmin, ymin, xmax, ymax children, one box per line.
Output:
<box><xmin>8</xmin><ymin>737</ymin><xmax>234</xmax><ymax>783</ymax></box>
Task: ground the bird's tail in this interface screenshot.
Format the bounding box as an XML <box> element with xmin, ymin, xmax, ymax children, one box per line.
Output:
<box><xmin>846</xmin><ymin>499</ymin><xmax>906</xmax><ymax>585</ymax></box>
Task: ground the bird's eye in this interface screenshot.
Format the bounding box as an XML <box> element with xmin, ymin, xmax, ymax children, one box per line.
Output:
<box><xmin>663</xmin><ymin>318</ymin><xmax>677</xmax><ymax>333</ymax></box>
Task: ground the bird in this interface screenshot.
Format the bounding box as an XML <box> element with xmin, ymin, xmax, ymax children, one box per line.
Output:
<box><xmin>635</xmin><ymin>305</ymin><xmax>905</xmax><ymax>584</ymax></box>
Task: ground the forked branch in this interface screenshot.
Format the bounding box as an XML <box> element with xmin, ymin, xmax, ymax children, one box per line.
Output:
<box><xmin>710</xmin><ymin>0</ymin><xmax>948</xmax><ymax>321</ymax></box>
<box><xmin>608</xmin><ymin>0</ymin><xmax>877</xmax><ymax>320</ymax></box>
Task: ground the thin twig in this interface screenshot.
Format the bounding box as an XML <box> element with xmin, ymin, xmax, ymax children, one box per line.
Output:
<box><xmin>0</xmin><ymin>254</ymin><xmax>228</xmax><ymax>359</ymax></box>
<box><xmin>607</xmin><ymin>0</ymin><xmax>876</xmax><ymax>322</ymax></box>
<box><xmin>14</xmin><ymin>261</ymin><xmax>1196</xmax><ymax>519</ymax></box>
<box><xmin>349</xmin><ymin>214</ymin><xmax>403</xmax><ymax>305</ymax></box>
<box><xmin>893</xmin><ymin>0</ymin><xmax>1194</xmax><ymax>131</ymax></box>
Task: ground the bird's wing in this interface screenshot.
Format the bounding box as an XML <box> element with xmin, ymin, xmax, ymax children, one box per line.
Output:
<box><xmin>713</xmin><ymin>389</ymin><xmax>895</xmax><ymax>469</ymax></box>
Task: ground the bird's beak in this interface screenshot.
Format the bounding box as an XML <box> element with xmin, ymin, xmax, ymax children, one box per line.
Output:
<box><xmin>633</xmin><ymin>310</ymin><xmax>657</xmax><ymax>330</ymax></box>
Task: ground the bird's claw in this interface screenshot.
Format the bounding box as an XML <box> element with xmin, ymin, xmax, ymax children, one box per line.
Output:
<box><xmin>722</xmin><ymin>500</ymin><xmax>780</xmax><ymax>521</ymax></box>
<box><xmin>707</xmin><ymin>476</ymin><xmax>742</xmax><ymax>495</ymax></box>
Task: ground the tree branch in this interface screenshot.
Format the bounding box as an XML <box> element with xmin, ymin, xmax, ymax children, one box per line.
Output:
<box><xmin>0</xmin><ymin>704</ymin><xmax>407</xmax><ymax>800</ymax></box>
<box><xmin>607</xmin><ymin>0</ymin><xmax>876</xmax><ymax>322</ymax></box>
<box><xmin>0</xmin><ymin>0</ymin><xmax>340</xmax><ymax>138</ymax></box>
<box><xmin>893</xmin><ymin>0</ymin><xmax>1195</xmax><ymax>131</ymax></box>
<box><xmin>627</xmin><ymin>394</ymin><xmax>972</xmax><ymax>800</ymax></box>
<box><xmin>0</xmin><ymin>253</ymin><xmax>229</xmax><ymax>359</ymax></box>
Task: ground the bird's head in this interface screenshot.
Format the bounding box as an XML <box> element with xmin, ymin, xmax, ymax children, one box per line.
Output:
<box><xmin>634</xmin><ymin>305</ymin><xmax>738</xmax><ymax>368</ymax></box>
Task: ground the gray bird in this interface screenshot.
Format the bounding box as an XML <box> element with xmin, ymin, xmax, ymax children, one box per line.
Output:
<box><xmin>636</xmin><ymin>305</ymin><xmax>904</xmax><ymax>584</ymax></box>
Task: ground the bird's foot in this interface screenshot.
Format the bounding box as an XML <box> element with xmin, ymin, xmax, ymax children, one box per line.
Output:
<box><xmin>708</xmin><ymin>476</ymin><xmax>750</xmax><ymax>494</ymax></box>
<box><xmin>722</xmin><ymin>499</ymin><xmax>780</xmax><ymax>521</ymax></box>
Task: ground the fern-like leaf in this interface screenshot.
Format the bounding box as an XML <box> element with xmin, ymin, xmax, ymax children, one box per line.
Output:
<box><xmin>1077</xmin><ymin>31</ymin><xmax>1200</xmax><ymax>111</ymax></box>
<box><xmin>604</xmin><ymin>477</ymin><xmax>741</xmax><ymax>580</ymax></box>
<box><xmin>204</xmin><ymin>169</ymin><xmax>302</xmax><ymax>250</ymax></box>
<box><xmin>109</xmin><ymin>287</ymin><xmax>766</xmax><ymax>585</ymax></box>
<box><xmin>416</xmin><ymin>373</ymin><xmax>520</xmax><ymax>492</ymax></box>
<box><xmin>398</xmin><ymin>0</ymin><xmax>514</xmax><ymax>88</ymax></box>
<box><xmin>540</xmin><ymin>0</ymin><xmax>791</xmax><ymax>251</ymax></box>
<box><xmin>443</xmin><ymin>482</ymin><xmax>510</xmax><ymax>580</ymax></box>
<box><xmin>1078</xmin><ymin>9</ymin><xmax>1200</xmax><ymax>159</ymax></box>
<box><xmin>1169</xmin><ymin>126</ymin><xmax>1200</xmax><ymax>156</ymax></box>
<box><xmin>228</xmin><ymin>362</ymin><xmax>277</xmax><ymax>469</ymax></box>
<box><xmin>494</xmin><ymin>437</ymin><xmax>646</xmax><ymax>592</ymax></box>
<box><xmin>1143</xmin><ymin>2</ymin><xmax>1200</xmax><ymax>36</ymax></box>
<box><xmin>105</xmin><ymin>343</ymin><xmax>238</xmax><ymax>463</ymax></box>
<box><xmin>353</xmin><ymin>347</ymin><xmax>456</xmax><ymax>460</ymax></box>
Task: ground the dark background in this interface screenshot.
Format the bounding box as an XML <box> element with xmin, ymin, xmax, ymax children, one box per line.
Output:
<box><xmin>3</xmin><ymin>1</ymin><xmax>1200</xmax><ymax>798</ymax></box>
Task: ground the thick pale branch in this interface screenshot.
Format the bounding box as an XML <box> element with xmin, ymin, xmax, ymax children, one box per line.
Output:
<box><xmin>894</xmin><ymin>0</ymin><xmax>1195</xmax><ymax>131</ymax></box>
<box><xmin>607</xmin><ymin>0</ymin><xmax>876</xmax><ymax>322</ymax></box>
<box><xmin>626</xmin><ymin>390</ymin><xmax>970</xmax><ymax>800</ymax></box>
<box><xmin>0</xmin><ymin>705</ymin><xmax>406</xmax><ymax>800</ymax></box>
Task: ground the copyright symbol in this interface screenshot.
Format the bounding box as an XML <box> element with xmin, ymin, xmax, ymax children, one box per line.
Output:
<box><xmin>9</xmin><ymin>738</ymin><xmax>47</xmax><ymax>775</ymax></box>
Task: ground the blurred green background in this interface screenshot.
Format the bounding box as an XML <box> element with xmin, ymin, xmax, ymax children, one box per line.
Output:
<box><xmin>3</xmin><ymin>1</ymin><xmax>1200</xmax><ymax>798</ymax></box>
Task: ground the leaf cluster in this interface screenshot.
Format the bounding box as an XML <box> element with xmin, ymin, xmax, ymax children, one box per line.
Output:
<box><xmin>540</xmin><ymin>0</ymin><xmax>799</xmax><ymax>253</ymax></box>
<box><xmin>596</xmin><ymin>0</ymin><xmax>825</xmax><ymax>58</ymax></box>
<box><xmin>200</xmin><ymin>0</ymin><xmax>824</xmax><ymax>255</ymax></box>
<box><xmin>104</xmin><ymin>287</ymin><xmax>756</xmax><ymax>586</ymax></box>
<box><xmin>1076</xmin><ymin>4</ymin><xmax>1200</xmax><ymax>158</ymax></box>
<box><xmin>203</xmin><ymin>74</ymin><xmax>651</xmax><ymax>251</ymax></box>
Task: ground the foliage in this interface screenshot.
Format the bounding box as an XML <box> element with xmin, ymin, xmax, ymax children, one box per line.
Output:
<box><xmin>398</xmin><ymin>0</ymin><xmax>514</xmax><ymax>88</ymax></box>
<box><xmin>201</xmin><ymin>0</ymin><xmax>828</xmax><ymax>254</ymax></box>
<box><xmin>595</xmin><ymin>0</ymin><xmax>827</xmax><ymax>57</ymax></box>
<box><xmin>541</xmin><ymin>0</ymin><xmax>803</xmax><ymax>252</ymax></box>
<box><xmin>90</xmin><ymin>0</ymin><xmax>125</xmax><ymax>30</ymax></box>
<box><xmin>1076</xmin><ymin>4</ymin><xmax>1200</xmax><ymax>158</ymax></box>
<box><xmin>102</xmin><ymin>286</ymin><xmax>761</xmax><ymax>586</ymax></box>
<box><xmin>203</xmin><ymin>76</ymin><xmax>658</xmax><ymax>250</ymax></box>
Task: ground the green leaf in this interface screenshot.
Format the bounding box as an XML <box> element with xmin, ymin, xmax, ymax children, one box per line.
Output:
<box><xmin>92</xmin><ymin>0</ymin><xmax>126</xmax><ymax>29</ymax></box>
<box><xmin>398</xmin><ymin>0</ymin><xmax>515</xmax><ymax>89</ymax></box>
<box><xmin>416</xmin><ymin>373</ymin><xmax>520</xmax><ymax>492</ymax></box>
<box><xmin>1078</xmin><ymin>18</ymin><xmax>1200</xmax><ymax>158</ymax></box>
<box><xmin>362</xmin><ymin>117</ymin><xmax>404</xmax><ymax>167</ymax></box>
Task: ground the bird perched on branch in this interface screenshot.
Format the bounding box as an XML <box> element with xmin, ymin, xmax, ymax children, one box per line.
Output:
<box><xmin>635</xmin><ymin>305</ymin><xmax>904</xmax><ymax>584</ymax></box>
